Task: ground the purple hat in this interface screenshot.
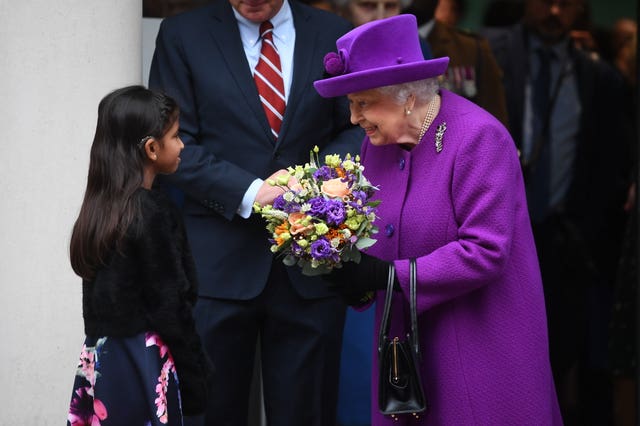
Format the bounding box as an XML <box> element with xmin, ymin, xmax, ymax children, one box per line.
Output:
<box><xmin>314</xmin><ymin>15</ymin><xmax>449</xmax><ymax>98</ymax></box>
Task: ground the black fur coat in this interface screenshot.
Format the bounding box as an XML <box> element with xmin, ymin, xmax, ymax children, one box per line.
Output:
<box><xmin>82</xmin><ymin>188</ymin><xmax>212</xmax><ymax>415</ymax></box>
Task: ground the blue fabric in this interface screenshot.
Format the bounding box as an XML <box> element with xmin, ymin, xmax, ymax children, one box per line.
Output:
<box><xmin>67</xmin><ymin>333</ymin><xmax>183</xmax><ymax>425</ymax></box>
<box><xmin>419</xmin><ymin>37</ymin><xmax>433</xmax><ymax>60</ymax></box>
<box><xmin>337</xmin><ymin>305</ymin><xmax>375</xmax><ymax>426</ymax></box>
<box><xmin>527</xmin><ymin>48</ymin><xmax>552</xmax><ymax>222</ymax></box>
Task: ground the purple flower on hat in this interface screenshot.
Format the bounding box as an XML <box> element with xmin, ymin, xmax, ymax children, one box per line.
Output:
<box><xmin>323</xmin><ymin>49</ymin><xmax>349</xmax><ymax>76</ymax></box>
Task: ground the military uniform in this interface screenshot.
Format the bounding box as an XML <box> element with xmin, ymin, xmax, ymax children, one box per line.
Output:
<box><xmin>423</xmin><ymin>20</ymin><xmax>509</xmax><ymax>127</ymax></box>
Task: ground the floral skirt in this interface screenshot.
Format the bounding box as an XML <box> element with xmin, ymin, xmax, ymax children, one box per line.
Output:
<box><xmin>67</xmin><ymin>332</ymin><xmax>183</xmax><ymax>426</ymax></box>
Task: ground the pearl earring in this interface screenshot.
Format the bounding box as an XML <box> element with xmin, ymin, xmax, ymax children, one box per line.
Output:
<box><xmin>405</xmin><ymin>108</ymin><xmax>412</xmax><ymax>116</ymax></box>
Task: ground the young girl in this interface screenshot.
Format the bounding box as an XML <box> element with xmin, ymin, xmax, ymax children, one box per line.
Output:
<box><xmin>67</xmin><ymin>85</ymin><xmax>212</xmax><ymax>425</ymax></box>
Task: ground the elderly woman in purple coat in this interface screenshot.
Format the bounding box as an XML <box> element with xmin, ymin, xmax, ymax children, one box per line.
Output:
<box><xmin>315</xmin><ymin>15</ymin><xmax>562</xmax><ymax>425</ymax></box>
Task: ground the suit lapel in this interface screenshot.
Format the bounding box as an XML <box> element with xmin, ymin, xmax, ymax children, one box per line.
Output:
<box><xmin>276</xmin><ymin>2</ymin><xmax>316</xmax><ymax>146</ymax></box>
<box><xmin>206</xmin><ymin>1</ymin><xmax>274</xmax><ymax>141</ymax></box>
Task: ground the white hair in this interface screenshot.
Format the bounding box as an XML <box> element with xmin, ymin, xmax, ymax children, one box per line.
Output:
<box><xmin>332</xmin><ymin>0</ymin><xmax>413</xmax><ymax>10</ymax></box>
<box><xmin>376</xmin><ymin>77</ymin><xmax>439</xmax><ymax>106</ymax></box>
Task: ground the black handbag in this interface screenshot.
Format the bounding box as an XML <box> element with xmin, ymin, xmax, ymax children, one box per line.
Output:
<box><xmin>378</xmin><ymin>259</ymin><xmax>427</xmax><ymax>420</ymax></box>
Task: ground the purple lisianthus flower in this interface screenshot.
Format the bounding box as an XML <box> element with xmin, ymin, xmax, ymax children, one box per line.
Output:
<box><xmin>348</xmin><ymin>201</ymin><xmax>363</xmax><ymax>213</ymax></box>
<box><xmin>363</xmin><ymin>205</ymin><xmax>378</xmax><ymax>216</ymax></box>
<box><xmin>273</xmin><ymin>193</ymin><xmax>300</xmax><ymax>214</ymax></box>
<box><xmin>283</xmin><ymin>202</ymin><xmax>301</xmax><ymax>214</ymax></box>
<box><xmin>313</xmin><ymin>166</ymin><xmax>337</xmax><ymax>181</ymax></box>
<box><xmin>342</xmin><ymin>173</ymin><xmax>356</xmax><ymax>187</ymax></box>
<box><xmin>308</xmin><ymin>197</ymin><xmax>327</xmax><ymax>217</ymax></box>
<box><xmin>348</xmin><ymin>190</ymin><xmax>368</xmax><ymax>212</ymax></box>
<box><xmin>325</xmin><ymin>199</ymin><xmax>346</xmax><ymax>225</ymax></box>
<box><xmin>291</xmin><ymin>241</ymin><xmax>305</xmax><ymax>257</ymax></box>
<box><xmin>272</xmin><ymin>194</ymin><xmax>287</xmax><ymax>211</ymax></box>
<box><xmin>351</xmin><ymin>190</ymin><xmax>367</xmax><ymax>203</ymax></box>
<box><xmin>310</xmin><ymin>238</ymin><xmax>336</xmax><ymax>260</ymax></box>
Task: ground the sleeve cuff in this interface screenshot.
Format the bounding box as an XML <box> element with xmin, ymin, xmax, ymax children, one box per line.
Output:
<box><xmin>237</xmin><ymin>178</ymin><xmax>264</xmax><ymax>219</ymax></box>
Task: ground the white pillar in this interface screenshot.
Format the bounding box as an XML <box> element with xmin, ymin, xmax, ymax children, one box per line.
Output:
<box><xmin>0</xmin><ymin>1</ymin><xmax>141</xmax><ymax>423</ymax></box>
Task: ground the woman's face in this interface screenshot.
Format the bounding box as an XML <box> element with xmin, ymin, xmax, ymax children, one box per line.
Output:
<box><xmin>348</xmin><ymin>89</ymin><xmax>409</xmax><ymax>146</ymax></box>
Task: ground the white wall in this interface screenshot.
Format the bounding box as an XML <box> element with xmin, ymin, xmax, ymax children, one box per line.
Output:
<box><xmin>143</xmin><ymin>17</ymin><xmax>162</xmax><ymax>86</ymax></box>
<box><xmin>0</xmin><ymin>1</ymin><xmax>141</xmax><ymax>423</ymax></box>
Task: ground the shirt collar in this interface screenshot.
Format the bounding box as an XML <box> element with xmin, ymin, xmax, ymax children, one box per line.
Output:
<box><xmin>528</xmin><ymin>33</ymin><xmax>571</xmax><ymax>63</ymax></box>
<box><xmin>233</xmin><ymin>0</ymin><xmax>293</xmax><ymax>48</ymax></box>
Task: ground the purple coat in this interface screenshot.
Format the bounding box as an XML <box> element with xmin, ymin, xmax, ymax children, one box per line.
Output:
<box><xmin>362</xmin><ymin>90</ymin><xmax>562</xmax><ymax>425</ymax></box>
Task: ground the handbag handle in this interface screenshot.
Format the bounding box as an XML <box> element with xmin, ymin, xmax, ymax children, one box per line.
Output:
<box><xmin>378</xmin><ymin>265</ymin><xmax>395</xmax><ymax>353</ymax></box>
<box><xmin>409</xmin><ymin>259</ymin><xmax>420</xmax><ymax>358</ymax></box>
<box><xmin>378</xmin><ymin>259</ymin><xmax>420</xmax><ymax>359</ymax></box>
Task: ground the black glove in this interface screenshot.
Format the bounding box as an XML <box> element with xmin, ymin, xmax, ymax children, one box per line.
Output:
<box><xmin>323</xmin><ymin>252</ymin><xmax>399</xmax><ymax>305</ymax></box>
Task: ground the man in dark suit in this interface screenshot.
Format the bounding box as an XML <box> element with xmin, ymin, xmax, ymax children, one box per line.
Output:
<box><xmin>482</xmin><ymin>0</ymin><xmax>632</xmax><ymax>423</ymax></box>
<box><xmin>405</xmin><ymin>0</ymin><xmax>509</xmax><ymax>127</ymax></box>
<box><xmin>149</xmin><ymin>1</ymin><xmax>362</xmax><ymax>424</ymax></box>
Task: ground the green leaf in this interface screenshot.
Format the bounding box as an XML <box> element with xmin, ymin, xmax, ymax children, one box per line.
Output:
<box><xmin>283</xmin><ymin>255</ymin><xmax>297</xmax><ymax>266</ymax></box>
<box><xmin>341</xmin><ymin>247</ymin><xmax>362</xmax><ymax>263</ymax></box>
<box><xmin>301</xmin><ymin>262</ymin><xmax>331</xmax><ymax>276</ymax></box>
<box><xmin>355</xmin><ymin>237</ymin><xmax>377</xmax><ymax>250</ymax></box>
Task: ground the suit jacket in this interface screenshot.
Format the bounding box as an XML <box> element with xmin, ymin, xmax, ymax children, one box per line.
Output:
<box><xmin>483</xmin><ymin>24</ymin><xmax>632</xmax><ymax>281</ymax></box>
<box><xmin>149</xmin><ymin>0</ymin><xmax>362</xmax><ymax>300</ymax></box>
<box><xmin>426</xmin><ymin>20</ymin><xmax>509</xmax><ymax>127</ymax></box>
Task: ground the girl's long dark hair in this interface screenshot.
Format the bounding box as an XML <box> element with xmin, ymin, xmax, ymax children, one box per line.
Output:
<box><xmin>70</xmin><ymin>85</ymin><xmax>178</xmax><ymax>281</ymax></box>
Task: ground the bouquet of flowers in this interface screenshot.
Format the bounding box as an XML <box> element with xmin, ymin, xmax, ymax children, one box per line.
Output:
<box><xmin>254</xmin><ymin>147</ymin><xmax>379</xmax><ymax>276</ymax></box>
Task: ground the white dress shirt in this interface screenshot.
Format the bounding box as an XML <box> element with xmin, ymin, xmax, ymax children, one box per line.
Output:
<box><xmin>234</xmin><ymin>0</ymin><xmax>296</xmax><ymax>218</ymax></box>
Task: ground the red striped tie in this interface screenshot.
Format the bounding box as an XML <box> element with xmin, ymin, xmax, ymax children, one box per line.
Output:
<box><xmin>254</xmin><ymin>21</ymin><xmax>286</xmax><ymax>140</ymax></box>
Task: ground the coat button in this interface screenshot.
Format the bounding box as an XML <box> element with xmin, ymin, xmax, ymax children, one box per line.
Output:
<box><xmin>385</xmin><ymin>224</ymin><xmax>394</xmax><ymax>237</ymax></box>
<box><xmin>399</xmin><ymin>158</ymin><xmax>405</xmax><ymax>170</ymax></box>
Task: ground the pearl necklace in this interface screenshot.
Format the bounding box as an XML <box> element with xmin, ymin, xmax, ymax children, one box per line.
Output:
<box><xmin>417</xmin><ymin>94</ymin><xmax>441</xmax><ymax>143</ymax></box>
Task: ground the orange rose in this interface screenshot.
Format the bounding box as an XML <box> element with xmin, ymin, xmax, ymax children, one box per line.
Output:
<box><xmin>288</xmin><ymin>212</ymin><xmax>314</xmax><ymax>236</ymax></box>
<box><xmin>321</xmin><ymin>178</ymin><xmax>350</xmax><ymax>198</ymax></box>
